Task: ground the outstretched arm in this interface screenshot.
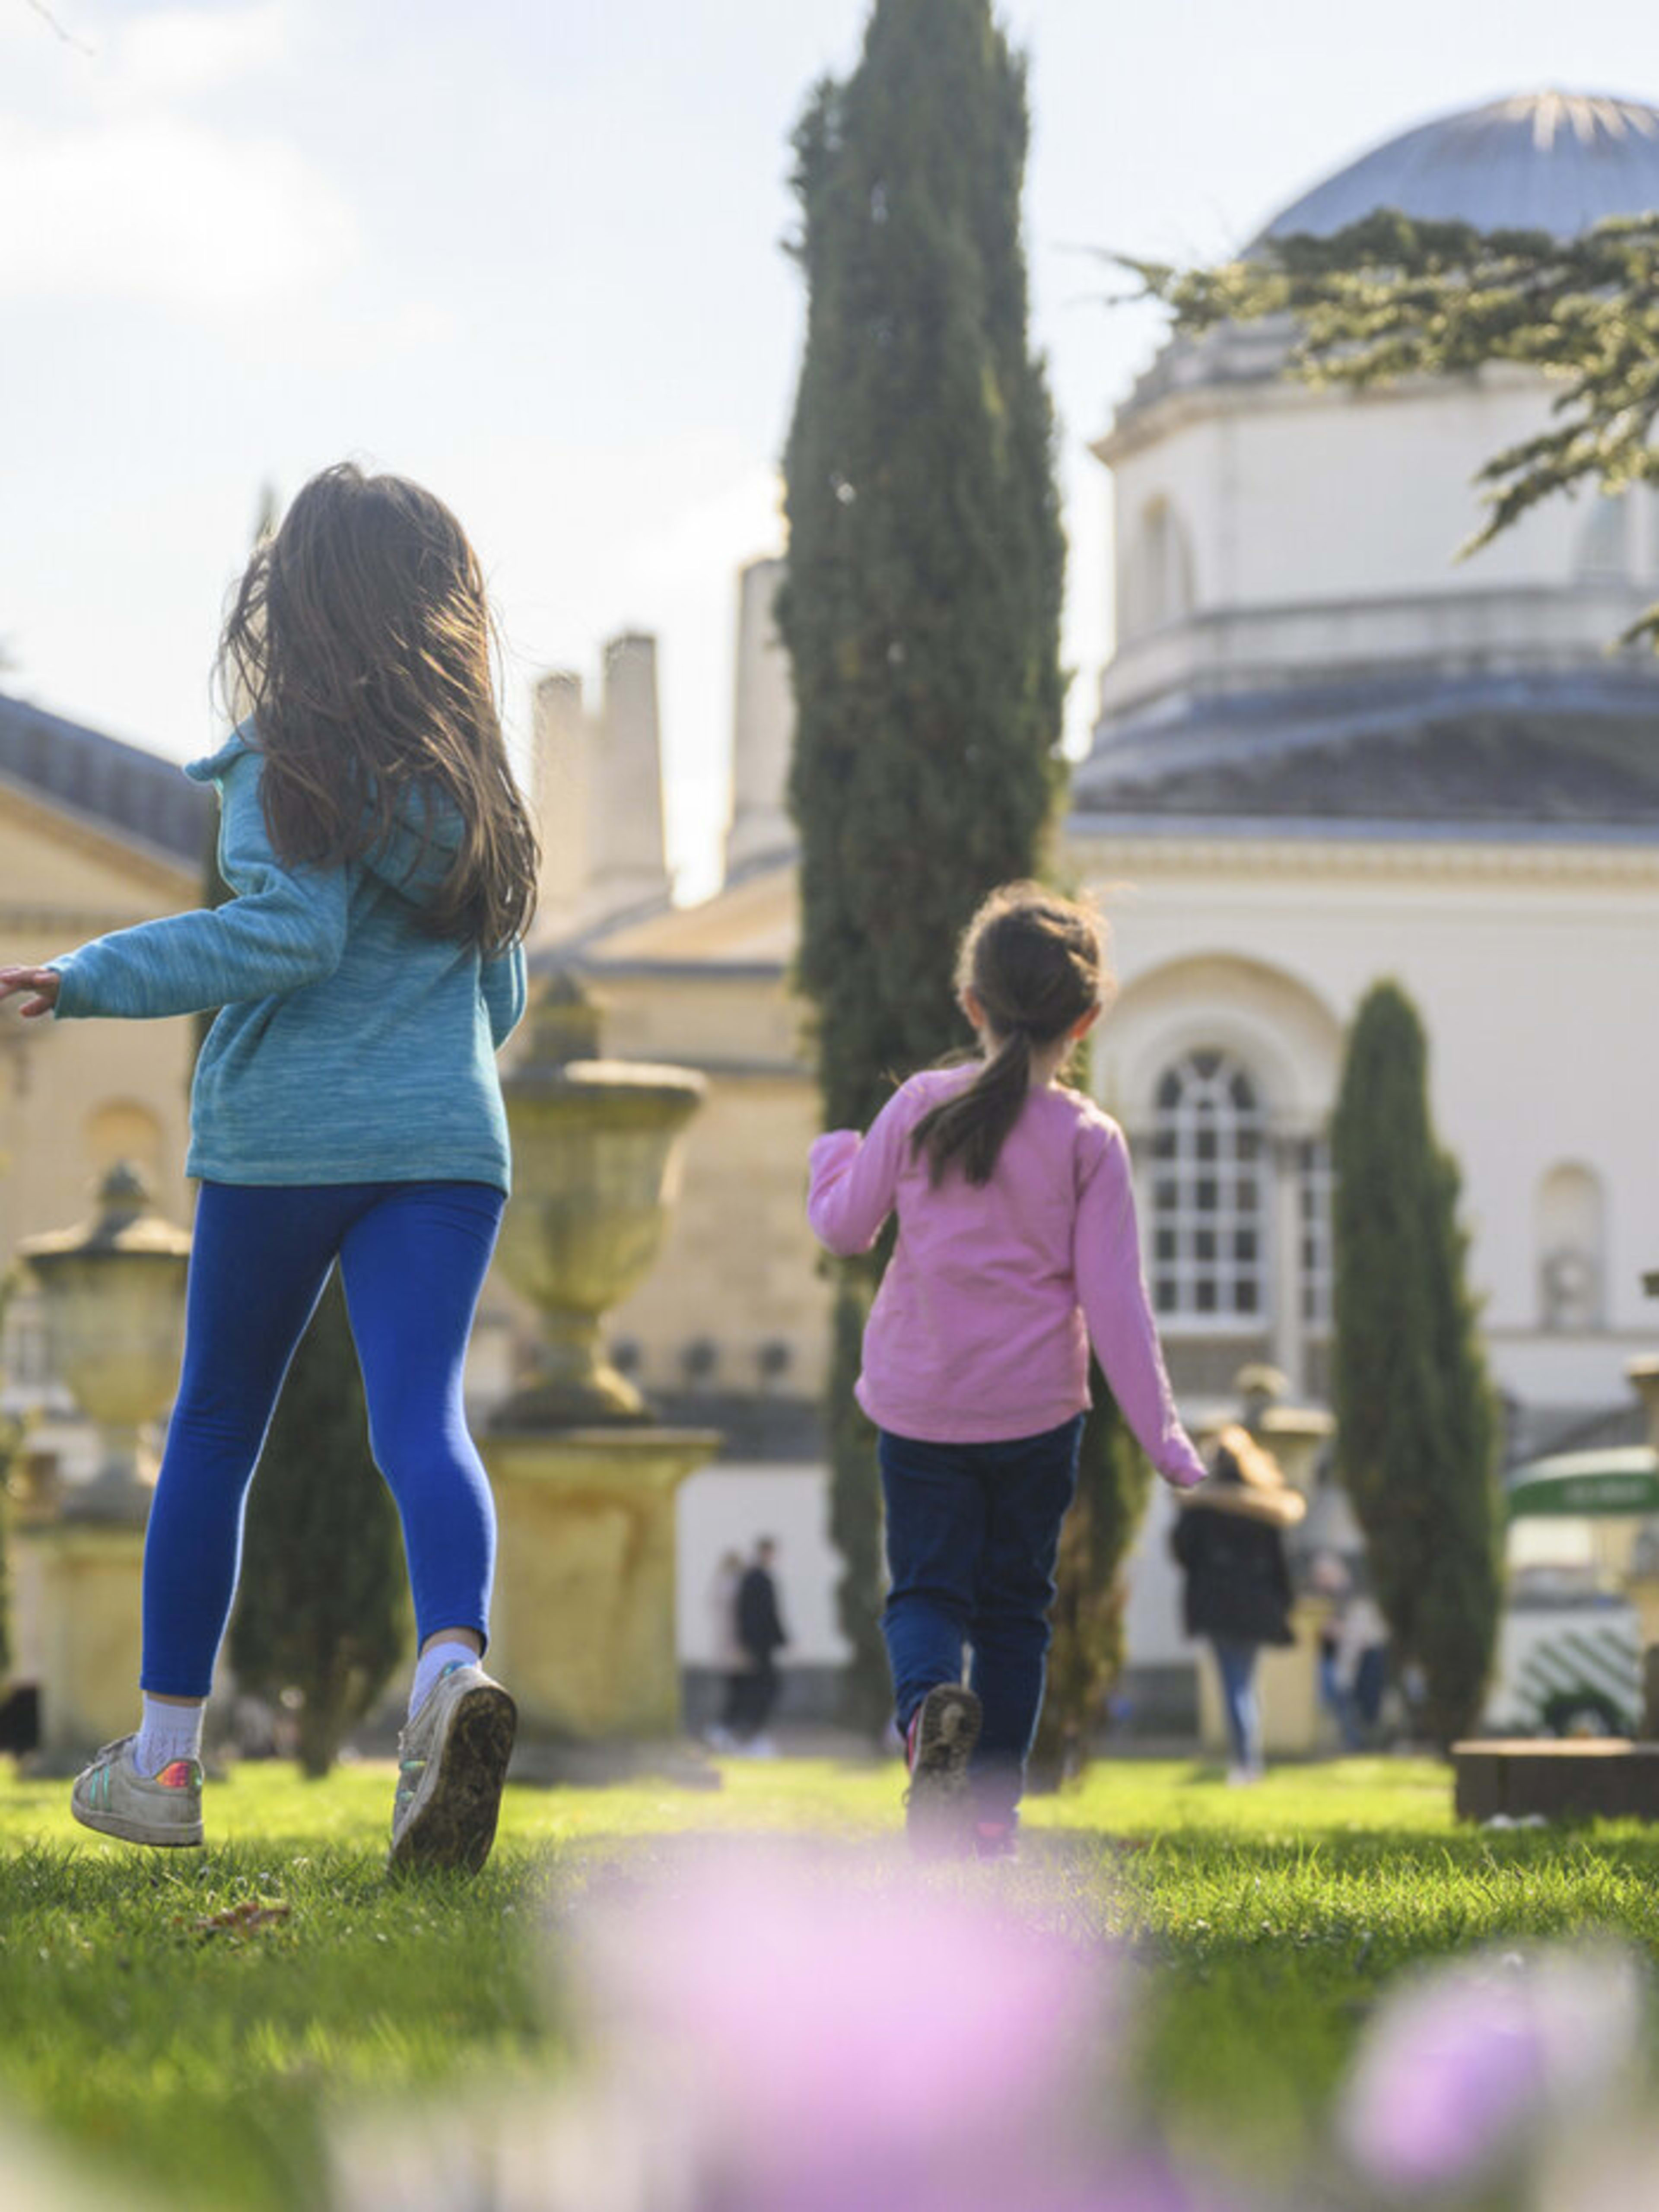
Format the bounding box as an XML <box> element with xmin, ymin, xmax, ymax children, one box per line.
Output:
<box><xmin>38</xmin><ymin>756</ymin><xmax>347</xmax><ymax>1021</ymax></box>
<box><xmin>1075</xmin><ymin>1125</ymin><xmax>1208</xmax><ymax>1489</ymax></box>
<box><xmin>0</xmin><ymin>968</ymin><xmax>61</xmax><ymax>1020</ymax></box>
<box><xmin>806</xmin><ymin>1083</ymin><xmax>918</xmax><ymax>1256</ymax></box>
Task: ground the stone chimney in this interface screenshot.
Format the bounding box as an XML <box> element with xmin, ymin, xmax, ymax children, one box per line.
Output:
<box><xmin>590</xmin><ymin>632</ymin><xmax>671</xmax><ymax>922</ymax></box>
<box><xmin>532</xmin><ymin>670</ymin><xmax>590</xmax><ymax>946</ymax></box>
<box><xmin>723</xmin><ymin>556</ymin><xmax>795</xmax><ymax>883</ymax></box>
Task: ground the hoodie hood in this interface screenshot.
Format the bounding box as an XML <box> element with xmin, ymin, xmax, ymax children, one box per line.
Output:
<box><xmin>184</xmin><ymin>724</ymin><xmax>255</xmax><ymax>785</ymax></box>
<box><xmin>184</xmin><ymin>722</ymin><xmax>463</xmax><ymax>909</ymax></box>
<box><xmin>359</xmin><ymin>781</ymin><xmax>465</xmax><ymax>910</ymax></box>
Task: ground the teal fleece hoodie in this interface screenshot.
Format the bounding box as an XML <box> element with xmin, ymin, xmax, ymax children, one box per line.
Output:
<box><xmin>48</xmin><ymin>727</ymin><xmax>527</xmax><ymax>1193</ymax></box>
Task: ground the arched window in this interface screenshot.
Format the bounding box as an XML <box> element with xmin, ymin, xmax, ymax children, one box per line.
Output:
<box><xmin>1537</xmin><ymin>1163</ymin><xmax>1605</xmax><ymax>1332</ymax></box>
<box><xmin>1576</xmin><ymin>493</ymin><xmax>1629</xmax><ymax>581</ymax></box>
<box><xmin>1122</xmin><ymin>497</ymin><xmax>1195</xmax><ymax>637</ymax></box>
<box><xmin>1149</xmin><ymin>1050</ymin><xmax>1266</xmax><ymax>1322</ymax></box>
<box><xmin>1298</xmin><ymin>1135</ymin><xmax>1334</xmax><ymax>1329</ymax></box>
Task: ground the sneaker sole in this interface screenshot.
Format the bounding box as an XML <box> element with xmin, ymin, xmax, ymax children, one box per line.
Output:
<box><xmin>906</xmin><ymin>1685</ymin><xmax>982</xmax><ymax>1855</ymax></box>
<box><xmin>388</xmin><ymin>1684</ymin><xmax>517</xmax><ymax>1876</ymax></box>
<box><xmin>70</xmin><ymin>1800</ymin><xmax>203</xmax><ymax>1848</ymax></box>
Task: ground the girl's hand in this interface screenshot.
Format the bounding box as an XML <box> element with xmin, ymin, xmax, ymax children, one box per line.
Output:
<box><xmin>0</xmin><ymin>967</ymin><xmax>61</xmax><ymax>1019</ymax></box>
<box><xmin>1162</xmin><ymin>1451</ymin><xmax>1209</xmax><ymax>1492</ymax></box>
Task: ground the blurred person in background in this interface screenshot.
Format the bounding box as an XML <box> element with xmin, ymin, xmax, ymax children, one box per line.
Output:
<box><xmin>1172</xmin><ymin>1425</ymin><xmax>1304</xmax><ymax>1782</ymax></box>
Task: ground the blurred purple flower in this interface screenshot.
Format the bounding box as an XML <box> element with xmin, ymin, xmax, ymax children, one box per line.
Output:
<box><xmin>1340</xmin><ymin>1943</ymin><xmax>1644</xmax><ymax>2193</ymax></box>
<box><xmin>572</xmin><ymin>1845</ymin><xmax>1127</xmax><ymax>2212</ymax></box>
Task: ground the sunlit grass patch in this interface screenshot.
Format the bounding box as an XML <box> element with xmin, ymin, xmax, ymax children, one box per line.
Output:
<box><xmin>4</xmin><ymin>1752</ymin><xmax>1658</xmax><ymax>2209</ymax></box>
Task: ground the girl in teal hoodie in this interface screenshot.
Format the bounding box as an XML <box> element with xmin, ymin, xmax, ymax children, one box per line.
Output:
<box><xmin>0</xmin><ymin>465</ymin><xmax>539</xmax><ymax>1873</ymax></box>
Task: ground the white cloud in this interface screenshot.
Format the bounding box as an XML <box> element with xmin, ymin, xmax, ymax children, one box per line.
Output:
<box><xmin>111</xmin><ymin>3</ymin><xmax>292</xmax><ymax>102</ymax></box>
<box><xmin>0</xmin><ymin>112</ymin><xmax>355</xmax><ymax>308</ymax></box>
<box><xmin>0</xmin><ymin>3</ymin><xmax>351</xmax><ymax>311</ymax></box>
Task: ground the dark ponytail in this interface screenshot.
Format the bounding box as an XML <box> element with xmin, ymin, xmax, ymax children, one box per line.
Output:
<box><xmin>912</xmin><ymin>883</ymin><xmax>1110</xmax><ymax>1187</ymax></box>
<box><xmin>912</xmin><ymin>1027</ymin><xmax>1035</xmax><ymax>1187</ymax></box>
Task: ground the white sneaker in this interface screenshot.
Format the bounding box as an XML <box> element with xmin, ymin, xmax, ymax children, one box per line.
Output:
<box><xmin>71</xmin><ymin>1735</ymin><xmax>203</xmax><ymax>1848</ymax></box>
<box><xmin>389</xmin><ymin>1662</ymin><xmax>517</xmax><ymax>1875</ymax></box>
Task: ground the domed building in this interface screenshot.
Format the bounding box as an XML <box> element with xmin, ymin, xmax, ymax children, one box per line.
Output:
<box><xmin>1074</xmin><ymin>89</ymin><xmax>1659</xmax><ymax>1428</ymax></box>
<box><xmin>536</xmin><ymin>90</ymin><xmax>1659</xmax><ymax>1715</ymax></box>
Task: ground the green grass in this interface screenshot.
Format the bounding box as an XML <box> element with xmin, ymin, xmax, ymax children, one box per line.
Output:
<box><xmin>5</xmin><ymin>1754</ymin><xmax>1659</xmax><ymax>2209</ymax></box>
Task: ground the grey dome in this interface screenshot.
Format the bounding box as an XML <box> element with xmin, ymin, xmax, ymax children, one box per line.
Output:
<box><xmin>1261</xmin><ymin>91</ymin><xmax>1659</xmax><ymax>242</ymax></box>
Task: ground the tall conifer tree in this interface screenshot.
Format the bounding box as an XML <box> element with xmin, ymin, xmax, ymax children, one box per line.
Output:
<box><xmin>229</xmin><ymin>1272</ymin><xmax>407</xmax><ymax>1777</ymax></box>
<box><xmin>1330</xmin><ymin>981</ymin><xmax>1501</xmax><ymax>1747</ymax></box>
<box><xmin>779</xmin><ymin>0</ymin><xmax>1066</xmax><ymax>1731</ymax></box>
<box><xmin>0</xmin><ymin>1270</ymin><xmax>15</xmax><ymax>1679</ymax></box>
<box><xmin>1030</xmin><ymin>1363</ymin><xmax>1151</xmax><ymax>1787</ymax></box>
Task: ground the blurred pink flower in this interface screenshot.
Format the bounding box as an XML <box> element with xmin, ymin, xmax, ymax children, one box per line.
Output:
<box><xmin>572</xmin><ymin>1844</ymin><xmax>1128</xmax><ymax>2212</ymax></box>
<box><xmin>1339</xmin><ymin>1943</ymin><xmax>1644</xmax><ymax>2193</ymax></box>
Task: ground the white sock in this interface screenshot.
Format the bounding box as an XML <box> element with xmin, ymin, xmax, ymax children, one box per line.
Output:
<box><xmin>134</xmin><ymin>1696</ymin><xmax>206</xmax><ymax>1778</ymax></box>
<box><xmin>409</xmin><ymin>1640</ymin><xmax>480</xmax><ymax>1719</ymax></box>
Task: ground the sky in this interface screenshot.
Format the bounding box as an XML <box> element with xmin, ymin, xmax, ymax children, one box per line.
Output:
<box><xmin>2</xmin><ymin>0</ymin><xmax>1655</xmax><ymax>902</ymax></box>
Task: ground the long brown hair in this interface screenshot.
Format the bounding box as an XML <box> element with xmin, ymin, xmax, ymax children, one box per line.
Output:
<box><xmin>911</xmin><ymin>882</ymin><xmax>1111</xmax><ymax>1187</ymax></box>
<box><xmin>216</xmin><ymin>464</ymin><xmax>540</xmax><ymax>953</ymax></box>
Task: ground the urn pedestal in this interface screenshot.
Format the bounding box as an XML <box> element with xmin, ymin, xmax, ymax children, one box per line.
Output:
<box><xmin>486</xmin><ymin>973</ymin><xmax>719</xmax><ymax>1761</ymax></box>
<box><xmin>486</xmin><ymin>1427</ymin><xmax>718</xmax><ymax>1743</ymax></box>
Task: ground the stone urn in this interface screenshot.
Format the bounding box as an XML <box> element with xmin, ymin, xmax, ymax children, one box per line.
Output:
<box><xmin>493</xmin><ymin>972</ymin><xmax>707</xmax><ymax>1425</ymax></box>
<box><xmin>15</xmin><ymin>1164</ymin><xmax>191</xmax><ymax>1754</ymax></box>
<box><xmin>19</xmin><ymin>1163</ymin><xmax>191</xmax><ymax>1518</ymax></box>
<box><xmin>483</xmin><ymin>970</ymin><xmax>719</xmax><ymax>1752</ymax></box>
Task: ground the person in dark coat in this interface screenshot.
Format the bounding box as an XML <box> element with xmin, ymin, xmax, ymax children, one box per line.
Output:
<box><xmin>1171</xmin><ymin>1426</ymin><xmax>1304</xmax><ymax>1781</ymax></box>
<box><xmin>733</xmin><ymin>1538</ymin><xmax>789</xmax><ymax>1751</ymax></box>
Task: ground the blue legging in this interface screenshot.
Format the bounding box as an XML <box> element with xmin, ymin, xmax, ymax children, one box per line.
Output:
<box><xmin>141</xmin><ymin>1179</ymin><xmax>505</xmax><ymax>1698</ymax></box>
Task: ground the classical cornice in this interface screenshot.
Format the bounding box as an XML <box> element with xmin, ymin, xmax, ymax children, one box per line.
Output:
<box><xmin>1097</xmin><ymin>356</ymin><xmax>1540</xmax><ymax>469</ymax></box>
<box><xmin>1063</xmin><ymin>814</ymin><xmax>1659</xmax><ymax>884</ymax></box>
<box><xmin>573</xmin><ymin>956</ymin><xmax>790</xmax><ymax>983</ymax></box>
<box><xmin>0</xmin><ymin>905</ymin><xmax>165</xmax><ymax>936</ymax></box>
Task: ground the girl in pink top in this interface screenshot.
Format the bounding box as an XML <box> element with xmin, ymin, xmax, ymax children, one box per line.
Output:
<box><xmin>807</xmin><ymin>882</ymin><xmax>1205</xmax><ymax>1853</ymax></box>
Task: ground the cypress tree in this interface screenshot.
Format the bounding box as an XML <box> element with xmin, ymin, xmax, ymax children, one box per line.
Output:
<box><xmin>779</xmin><ymin>0</ymin><xmax>1065</xmax><ymax>1731</ymax></box>
<box><xmin>229</xmin><ymin>1272</ymin><xmax>408</xmax><ymax>1777</ymax></box>
<box><xmin>0</xmin><ymin>1269</ymin><xmax>15</xmax><ymax>1680</ymax></box>
<box><xmin>826</xmin><ymin>1281</ymin><xmax>889</xmax><ymax>1737</ymax></box>
<box><xmin>1029</xmin><ymin>1362</ymin><xmax>1151</xmax><ymax>1789</ymax></box>
<box><xmin>1330</xmin><ymin>981</ymin><xmax>1501</xmax><ymax>1748</ymax></box>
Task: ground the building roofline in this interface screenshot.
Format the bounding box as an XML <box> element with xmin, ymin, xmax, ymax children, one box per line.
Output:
<box><xmin>0</xmin><ymin>692</ymin><xmax>209</xmax><ymax>871</ymax></box>
<box><xmin>1067</xmin><ymin>807</ymin><xmax>1659</xmax><ymax>847</ymax></box>
<box><xmin>557</xmin><ymin>954</ymin><xmax>789</xmax><ymax>984</ymax></box>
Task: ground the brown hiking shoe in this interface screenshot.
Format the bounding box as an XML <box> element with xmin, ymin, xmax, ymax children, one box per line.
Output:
<box><xmin>388</xmin><ymin>1663</ymin><xmax>516</xmax><ymax>1876</ymax></box>
<box><xmin>903</xmin><ymin>1684</ymin><xmax>982</xmax><ymax>1858</ymax></box>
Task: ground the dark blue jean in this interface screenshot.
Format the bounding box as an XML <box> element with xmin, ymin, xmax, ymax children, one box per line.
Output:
<box><xmin>878</xmin><ymin>1415</ymin><xmax>1084</xmax><ymax>1821</ymax></box>
<box><xmin>1211</xmin><ymin>1637</ymin><xmax>1262</xmax><ymax>1771</ymax></box>
<box><xmin>141</xmin><ymin>1179</ymin><xmax>505</xmax><ymax>1697</ymax></box>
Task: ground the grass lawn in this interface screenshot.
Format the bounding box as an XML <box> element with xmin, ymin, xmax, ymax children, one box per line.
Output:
<box><xmin>4</xmin><ymin>1752</ymin><xmax>1659</xmax><ymax>2209</ymax></box>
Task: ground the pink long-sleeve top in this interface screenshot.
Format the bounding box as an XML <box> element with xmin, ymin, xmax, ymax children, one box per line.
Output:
<box><xmin>807</xmin><ymin>1065</ymin><xmax>1206</xmax><ymax>1485</ymax></box>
